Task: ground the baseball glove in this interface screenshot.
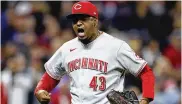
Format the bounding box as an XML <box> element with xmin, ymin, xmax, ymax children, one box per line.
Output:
<box><xmin>107</xmin><ymin>90</ymin><xmax>139</xmax><ymax>104</ymax></box>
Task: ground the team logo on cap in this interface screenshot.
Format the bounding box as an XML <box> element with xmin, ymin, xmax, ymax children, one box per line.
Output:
<box><xmin>74</xmin><ymin>3</ymin><xmax>82</xmax><ymax>10</ymax></box>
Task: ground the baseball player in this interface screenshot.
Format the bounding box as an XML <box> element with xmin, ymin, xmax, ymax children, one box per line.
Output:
<box><xmin>35</xmin><ymin>1</ymin><xmax>155</xmax><ymax>104</ymax></box>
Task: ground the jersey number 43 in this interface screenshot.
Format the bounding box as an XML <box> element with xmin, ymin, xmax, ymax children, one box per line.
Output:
<box><xmin>89</xmin><ymin>76</ymin><xmax>106</xmax><ymax>91</ymax></box>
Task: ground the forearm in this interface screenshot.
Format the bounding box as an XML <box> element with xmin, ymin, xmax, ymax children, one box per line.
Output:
<box><xmin>139</xmin><ymin>64</ymin><xmax>155</xmax><ymax>102</ymax></box>
<box><xmin>34</xmin><ymin>72</ymin><xmax>60</xmax><ymax>94</ymax></box>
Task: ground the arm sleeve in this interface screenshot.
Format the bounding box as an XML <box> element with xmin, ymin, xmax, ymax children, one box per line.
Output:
<box><xmin>34</xmin><ymin>72</ymin><xmax>60</xmax><ymax>94</ymax></box>
<box><xmin>116</xmin><ymin>42</ymin><xmax>147</xmax><ymax>76</ymax></box>
<box><xmin>44</xmin><ymin>45</ymin><xmax>67</xmax><ymax>80</ymax></box>
<box><xmin>139</xmin><ymin>64</ymin><xmax>155</xmax><ymax>101</ymax></box>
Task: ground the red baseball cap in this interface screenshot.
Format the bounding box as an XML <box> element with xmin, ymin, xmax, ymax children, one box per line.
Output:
<box><xmin>66</xmin><ymin>1</ymin><xmax>98</xmax><ymax>19</ymax></box>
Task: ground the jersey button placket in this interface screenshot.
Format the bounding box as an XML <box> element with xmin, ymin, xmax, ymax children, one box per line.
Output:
<box><xmin>81</xmin><ymin>47</ymin><xmax>89</xmax><ymax>103</ymax></box>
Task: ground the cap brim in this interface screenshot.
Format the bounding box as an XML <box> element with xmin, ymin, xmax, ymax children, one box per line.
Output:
<box><xmin>66</xmin><ymin>14</ymin><xmax>91</xmax><ymax>20</ymax></box>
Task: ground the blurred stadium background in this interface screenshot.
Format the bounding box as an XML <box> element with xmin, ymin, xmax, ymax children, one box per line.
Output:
<box><xmin>1</xmin><ymin>1</ymin><xmax>181</xmax><ymax>104</ymax></box>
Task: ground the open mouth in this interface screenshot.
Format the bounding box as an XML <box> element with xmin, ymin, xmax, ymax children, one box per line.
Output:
<box><xmin>77</xmin><ymin>28</ymin><xmax>85</xmax><ymax>37</ymax></box>
<box><xmin>78</xmin><ymin>28</ymin><xmax>84</xmax><ymax>33</ymax></box>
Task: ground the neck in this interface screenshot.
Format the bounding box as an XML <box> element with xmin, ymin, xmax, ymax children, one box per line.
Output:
<box><xmin>91</xmin><ymin>31</ymin><xmax>100</xmax><ymax>41</ymax></box>
<box><xmin>80</xmin><ymin>31</ymin><xmax>100</xmax><ymax>45</ymax></box>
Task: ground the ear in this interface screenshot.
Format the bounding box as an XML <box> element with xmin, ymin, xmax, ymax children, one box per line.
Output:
<box><xmin>93</xmin><ymin>21</ymin><xmax>96</xmax><ymax>27</ymax></box>
<box><xmin>93</xmin><ymin>18</ymin><xmax>98</xmax><ymax>27</ymax></box>
<box><xmin>90</xmin><ymin>17</ymin><xmax>98</xmax><ymax>27</ymax></box>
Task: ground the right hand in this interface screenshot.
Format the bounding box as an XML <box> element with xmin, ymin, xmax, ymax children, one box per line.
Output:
<box><xmin>35</xmin><ymin>90</ymin><xmax>51</xmax><ymax>104</ymax></box>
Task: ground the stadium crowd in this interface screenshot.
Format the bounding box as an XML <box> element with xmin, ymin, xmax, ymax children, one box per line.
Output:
<box><xmin>1</xmin><ymin>1</ymin><xmax>181</xmax><ymax>104</ymax></box>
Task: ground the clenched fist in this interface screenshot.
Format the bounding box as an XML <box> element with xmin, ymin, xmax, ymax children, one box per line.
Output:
<box><xmin>35</xmin><ymin>90</ymin><xmax>51</xmax><ymax>104</ymax></box>
<box><xmin>139</xmin><ymin>98</ymin><xmax>149</xmax><ymax>104</ymax></box>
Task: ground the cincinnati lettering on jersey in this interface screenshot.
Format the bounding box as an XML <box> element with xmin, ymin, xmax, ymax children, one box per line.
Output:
<box><xmin>68</xmin><ymin>57</ymin><xmax>108</xmax><ymax>73</ymax></box>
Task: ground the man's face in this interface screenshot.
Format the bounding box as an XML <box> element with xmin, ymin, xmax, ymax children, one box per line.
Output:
<box><xmin>72</xmin><ymin>15</ymin><xmax>96</xmax><ymax>40</ymax></box>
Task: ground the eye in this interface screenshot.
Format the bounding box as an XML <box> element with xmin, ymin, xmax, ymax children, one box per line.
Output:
<box><xmin>72</xmin><ymin>15</ymin><xmax>90</xmax><ymax>24</ymax></box>
<box><xmin>81</xmin><ymin>17</ymin><xmax>88</xmax><ymax>21</ymax></box>
<box><xmin>82</xmin><ymin>16</ymin><xmax>91</xmax><ymax>21</ymax></box>
<box><xmin>72</xmin><ymin>19</ymin><xmax>78</xmax><ymax>24</ymax></box>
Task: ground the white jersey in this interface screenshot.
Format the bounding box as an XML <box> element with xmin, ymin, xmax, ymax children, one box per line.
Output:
<box><xmin>45</xmin><ymin>32</ymin><xmax>147</xmax><ymax>104</ymax></box>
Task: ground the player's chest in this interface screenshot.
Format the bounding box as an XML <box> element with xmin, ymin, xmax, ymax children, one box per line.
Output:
<box><xmin>66</xmin><ymin>47</ymin><xmax>114</xmax><ymax>60</ymax></box>
<box><xmin>64</xmin><ymin>47</ymin><xmax>115</xmax><ymax>73</ymax></box>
